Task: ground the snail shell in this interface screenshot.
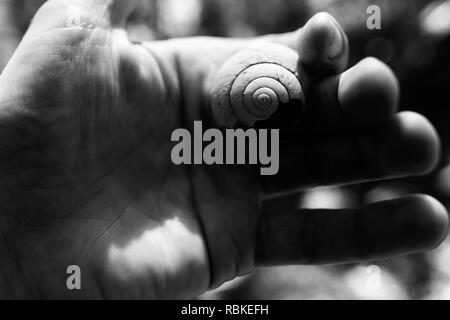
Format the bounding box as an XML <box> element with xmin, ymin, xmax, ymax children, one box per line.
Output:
<box><xmin>211</xmin><ymin>43</ymin><xmax>305</xmax><ymax>127</ymax></box>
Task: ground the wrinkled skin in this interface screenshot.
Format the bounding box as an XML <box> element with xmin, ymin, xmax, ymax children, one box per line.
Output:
<box><xmin>0</xmin><ymin>0</ymin><xmax>448</xmax><ymax>299</ymax></box>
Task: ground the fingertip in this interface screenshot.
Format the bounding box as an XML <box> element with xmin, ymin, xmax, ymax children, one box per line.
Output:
<box><xmin>407</xmin><ymin>194</ymin><xmax>449</xmax><ymax>251</ymax></box>
<box><xmin>393</xmin><ymin>112</ymin><xmax>440</xmax><ymax>175</ymax></box>
<box><xmin>360</xmin><ymin>195</ymin><xmax>448</xmax><ymax>259</ymax></box>
<box><xmin>338</xmin><ymin>57</ymin><xmax>399</xmax><ymax>123</ymax></box>
<box><xmin>298</xmin><ymin>12</ymin><xmax>349</xmax><ymax>76</ymax></box>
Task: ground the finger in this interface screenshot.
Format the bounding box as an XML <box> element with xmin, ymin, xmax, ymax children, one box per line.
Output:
<box><xmin>257</xmin><ymin>57</ymin><xmax>399</xmax><ymax>130</ymax></box>
<box><xmin>305</xmin><ymin>57</ymin><xmax>399</xmax><ymax>131</ymax></box>
<box><xmin>339</xmin><ymin>58</ymin><xmax>400</xmax><ymax>123</ymax></box>
<box><xmin>26</xmin><ymin>0</ymin><xmax>141</xmax><ymax>36</ymax></box>
<box><xmin>256</xmin><ymin>194</ymin><xmax>449</xmax><ymax>265</ymax></box>
<box><xmin>259</xmin><ymin>12</ymin><xmax>349</xmax><ymax>77</ymax></box>
<box><xmin>297</xmin><ymin>12</ymin><xmax>349</xmax><ymax>76</ymax></box>
<box><xmin>264</xmin><ymin>111</ymin><xmax>440</xmax><ymax>193</ymax></box>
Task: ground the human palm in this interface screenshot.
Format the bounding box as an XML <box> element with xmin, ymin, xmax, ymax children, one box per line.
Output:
<box><xmin>0</xmin><ymin>0</ymin><xmax>447</xmax><ymax>299</ymax></box>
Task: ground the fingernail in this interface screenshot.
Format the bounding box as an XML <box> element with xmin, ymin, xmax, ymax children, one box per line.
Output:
<box><xmin>327</xmin><ymin>17</ymin><xmax>345</xmax><ymax>60</ymax></box>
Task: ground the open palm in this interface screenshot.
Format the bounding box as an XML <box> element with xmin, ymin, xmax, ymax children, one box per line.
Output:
<box><xmin>0</xmin><ymin>0</ymin><xmax>447</xmax><ymax>299</ymax></box>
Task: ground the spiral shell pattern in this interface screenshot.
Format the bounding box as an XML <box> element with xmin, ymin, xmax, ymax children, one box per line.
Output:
<box><xmin>211</xmin><ymin>44</ymin><xmax>305</xmax><ymax>127</ymax></box>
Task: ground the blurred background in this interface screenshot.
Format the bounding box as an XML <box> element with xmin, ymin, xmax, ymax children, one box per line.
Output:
<box><xmin>2</xmin><ymin>0</ymin><xmax>450</xmax><ymax>300</ymax></box>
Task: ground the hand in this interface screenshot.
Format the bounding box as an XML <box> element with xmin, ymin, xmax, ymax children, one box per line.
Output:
<box><xmin>0</xmin><ymin>0</ymin><xmax>447</xmax><ymax>299</ymax></box>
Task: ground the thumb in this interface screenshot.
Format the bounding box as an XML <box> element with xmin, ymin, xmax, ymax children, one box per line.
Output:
<box><xmin>25</xmin><ymin>0</ymin><xmax>141</xmax><ymax>36</ymax></box>
<box><xmin>266</xmin><ymin>12</ymin><xmax>349</xmax><ymax>77</ymax></box>
<box><xmin>297</xmin><ymin>12</ymin><xmax>349</xmax><ymax>76</ymax></box>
